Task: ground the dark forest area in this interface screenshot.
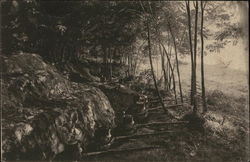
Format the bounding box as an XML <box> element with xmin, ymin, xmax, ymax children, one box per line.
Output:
<box><xmin>1</xmin><ymin>0</ymin><xmax>249</xmax><ymax>161</ymax></box>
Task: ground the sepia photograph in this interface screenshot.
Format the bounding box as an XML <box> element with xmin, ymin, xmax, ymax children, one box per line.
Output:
<box><xmin>1</xmin><ymin>0</ymin><xmax>249</xmax><ymax>161</ymax></box>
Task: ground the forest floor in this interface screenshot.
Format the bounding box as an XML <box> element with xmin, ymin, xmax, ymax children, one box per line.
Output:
<box><xmin>2</xmin><ymin>55</ymin><xmax>248</xmax><ymax>161</ymax></box>
<box><xmin>82</xmin><ymin>96</ymin><xmax>248</xmax><ymax>162</ymax></box>
<box><xmin>82</xmin><ymin>64</ymin><xmax>249</xmax><ymax>162</ymax></box>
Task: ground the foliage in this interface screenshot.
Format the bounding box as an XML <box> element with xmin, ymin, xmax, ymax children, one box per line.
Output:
<box><xmin>1</xmin><ymin>1</ymin><xmax>149</xmax><ymax>62</ymax></box>
<box><xmin>204</xmin><ymin>1</ymin><xmax>245</xmax><ymax>52</ymax></box>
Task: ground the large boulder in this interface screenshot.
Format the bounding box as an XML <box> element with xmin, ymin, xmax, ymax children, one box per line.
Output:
<box><xmin>98</xmin><ymin>84</ymin><xmax>140</xmax><ymax>123</ymax></box>
<box><xmin>1</xmin><ymin>53</ymin><xmax>115</xmax><ymax>161</ymax></box>
<box><xmin>55</xmin><ymin>61</ymin><xmax>101</xmax><ymax>83</ymax></box>
<box><xmin>99</xmin><ymin>84</ymin><xmax>139</xmax><ymax>112</ymax></box>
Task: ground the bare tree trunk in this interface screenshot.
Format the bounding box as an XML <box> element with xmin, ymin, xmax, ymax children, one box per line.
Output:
<box><xmin>168</xmin><ymin>44</ymin><xmax>173</xmax><ymax>90</ymax></box>
<box><xmin>161</xmin><ymin>43</ymin><xmax>178</xmax><ymax>104</ymax></box>
<box><xmin>168</xmin><ymin>22</ymin><xmax>184</xmax><ymax>103</ymax></box>
<box><xmin>200</xmin><ymin>1</ymin><xmax>207</xmax><ymax>113</ymax></box>
<box><xmin>147</xmin><ymin>22</ymin><xmax>167</xmax><ymax>112</ymax></box>
<box><xmin>193</xmin><ymin>0</ymin><xmax>199</xmax><ymax>113</ymax></box>
<box><xmin>121</xmin><ymin>53</ymin><xmax>124</xmax><ymax>65</ymax></box>
<box><xmin>102</xmin><ymin>46</ymin><xmax>108</xmax><ymax>80</ymax></box>
<box><xmin>128</xmin><ymin>52</ymin><xmax>131</xmax><ymax>76</ymax></box>
<box><xmin>166</xmin><ymin>32</ymin><xmax>171</xmax><ymax>90</ymax></box>
<box><xmin>186</xmin><ymin>0</ymin><xmax>195</xmax><ymax>111</ymax></box>
<box><xmin>131</xmin><ymin>52</ymin><xmax>133</xmax><ymax>76</ymax></box>
<box><xmin>159</xmin><ymin>44</ymin><xmax>168</xmax><ymax>90</ymax></box>
<box><xmin>120</xmin><ymin>48</ymin><xmax>122</xmax><ymax>64</ymax></box>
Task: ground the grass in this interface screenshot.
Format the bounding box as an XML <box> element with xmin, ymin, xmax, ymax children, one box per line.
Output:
<box><xmin>178</xmin><ymin>63</ymin><xmax>248</xmax><ymax>97</ymax></box>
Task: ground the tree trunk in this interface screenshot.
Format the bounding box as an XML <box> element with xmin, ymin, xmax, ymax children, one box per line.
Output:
<box><xmin>121</xmin><ymin>49</ymin><xmax>124</xmax><ymax>65</ymax></box>
<box><xmin>147</xmin><ymin>22</ymin><xmax>167</xmax><ymax>112</ymax></box>
<box><xmin>168</xmin><ymin>22</ymin><xmax>184</xmax><ymax>103</ymax></box>
<box><xmin>127</xmin><ymin>52</ymin><xmax>130</xmax><ymax>76</ymax></box>
<box><xmin>186</xmin><ymin>0</ymin><xmax>195</xmax><ymax>111</ymax></box>
<box><xmin>200</xmin><ymin>1</ymin><xmax>207</xmax><ymax>113</ymax></box>
<box><xmin>109</xmin><ymin>48</ymin><xmax>114</xmax><ymax>81</ymax></box>
<box><xmin>161</xmin><ymin>43</ymin><xmax>178</xmax><ymax>104</ymax></box>
<box><xmin>193</xmin><ymin>0</ymin><xmax>199</xmax><ymax>113</ymax></box>
<box><xmin>168</xmin><ymin>43</ymin><xmax>173</xmax><ymax>90</ymax></box>
<box><xmin>159</xmin><ymin>44</ymin><xmax>168</xmax><ymax>90</ymax></box>
<box><xmin>102</xmin><ymin>46</ymin><xmax>108</xmax><ymax>80</ymax></box>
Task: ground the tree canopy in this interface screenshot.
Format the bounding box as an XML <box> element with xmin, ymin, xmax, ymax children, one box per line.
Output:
<box><xmin>1</xmin><ymin>1</ymin><xmax>246</xmax><ymax>61</ymax></box>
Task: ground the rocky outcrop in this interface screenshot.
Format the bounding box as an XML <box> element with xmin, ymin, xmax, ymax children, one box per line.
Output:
<box><xmin>1</xmin><ymin>53</ymin><xmax>115</xmax><ymax>160</ymax></box>
<box><xmin>99</xmin><ymin>84</ymin><xmax>140</xmax><ymax>115</ymax></box>
<box><xmin>55</xmin><ymin>61</ymin><xmax>101</xmax><ymax>83</ymax></box>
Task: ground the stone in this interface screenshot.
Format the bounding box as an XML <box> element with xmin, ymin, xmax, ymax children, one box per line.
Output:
<box><xmin>2</xmin><ymin>53</ymin><xmax>115</xmax><ymax>161</ymax></box>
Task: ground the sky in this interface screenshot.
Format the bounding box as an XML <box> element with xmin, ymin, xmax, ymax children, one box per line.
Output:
<box><xmin>138</xmin><ymin>1</ymin><xmax>248</xmax><ymax>73</ymax></box>
<box><xmin>206</xmin><ymin>1</ymin><xmax>248</xmax><ymax>72</ymax></box>
<box><xmin>183</xmin><ymin>1</ymin><xmax>249</xmax><ymax>72</ymax></box>
<box><xmin>204</xmin><ymin>39</ymin><xmax>248</xmax><ymax>72</ymax></box>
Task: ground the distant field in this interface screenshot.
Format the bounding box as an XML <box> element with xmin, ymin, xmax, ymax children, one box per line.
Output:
<box><xmin>178</xmin><ymin>63</ymin><xmax>248</xmax><ymax>98</ymax></box>
<box><xmin>138</xmin><ymin>58</ymin><xmax>248</xmax><ymax>98</ymax></box>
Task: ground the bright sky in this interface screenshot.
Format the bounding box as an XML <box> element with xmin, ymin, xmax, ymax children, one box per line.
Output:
<box><xmin>204</xmin><ymin>39</ymin><xmax>248</xmax><ymax>72</ymax></box>
<box><xmin>140</xmin><ymin>2</ymin><xmax>249</xmax><ymax>73</ymax></box>
<box><xmin>183</xmin><ymin>1</ymin><xmax>249</xmax><ymax>72</ymax></box>
<box><xmin>205</xmin><ymin>2</ymin><xmax>248</xmax><ymax>72</ymax></box>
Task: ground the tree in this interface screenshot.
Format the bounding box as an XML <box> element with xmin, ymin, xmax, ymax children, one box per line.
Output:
<box><xmin>1</xmin><ymin>0</ymin><xmax>147</xmax><ymax>67</ymax></box>
<box><xmin>168</xmin><ymin>21</ymin><xmax>183</xmax><ymax>103</ymax></box>
<box><xmin>192</xmin><ymin>0</ymin><xmax>199</xmax><ymax>114</ymax></box>
<box><xmin>204</xmin><ymin>1</ymin><xmax>246</xmax><ymax>53</ymax></box>
<box><xmin>185</xmin><ymin>0</ymin><xmax>196</xmax><ymax>113</ymax></box>
<box><xmin>161</xmin><ymin>44</ymin><xmax>178</xmax><ymax>104</ymax></box>
<box><xmin>200</xmin><ymin>1</ymin><xmax>207</xmax><ymax>113</ymax></box>
<box><xmin>140</xmin><ymin>1</ymin><xmax>168</xmax><ymax>112</ymax></box>
<box><xmin>147</xmin><ymin>21</ymin><xmax>167</xmax><ymax>111</ymax></box>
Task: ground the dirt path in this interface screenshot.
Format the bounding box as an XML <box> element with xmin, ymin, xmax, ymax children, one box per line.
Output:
<box><xmin>82</xmin><ymin>95</ymin><xmax>249</xmax><ymax>162</ymax></box>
